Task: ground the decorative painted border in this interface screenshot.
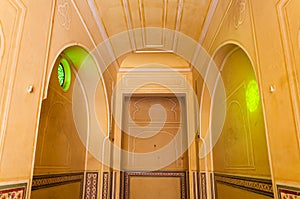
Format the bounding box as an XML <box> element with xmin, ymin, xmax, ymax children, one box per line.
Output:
<box><xmin>102</xmin><ymin>172</ymin><xmax>109</xmax><ymax>199</ymax></box>
<box><xmin>193</xmin><ymin>172</ymin><xmax>207</xmax><ymax>199</ymax></box>
<box><xmin>193</xmin><ymin>172</ymin><xmax>199</xmax><ymax>199</ymax></box>
<box><xmin>0</xmin><ymin>182</ymin><xmax>27</xmax><ymax>199</ymax></box>
<box><xmin>121</xmin><ymin>171</ymin><xmax>188</xmax><ymax>199</ymax></box>
<box><xmin>200</xmin><ymin>173</ymin><xmax>207</xmax><ymax>199</ymax></box>
<box><xmin>210</xmin><ymin>173</ymin><xmax>215</xmax><ymax>199</ymax></box>
<box><xmin>102</xmin><ymin>171</ymin><xmax>116</xmax><ymax>199</ymax></box>
<box><xmin>84</xmin><ymin>172</ymin><xmax>98</xmax><ymax>199</ymax></box>
<box><xmin>277</xmin><ymin>184</ymin><xmax>300</xmax><ymax>199</ymax></box>
<box><xmin>32</xmin><ymin>172</ymin><xmax>84</xmax><ymax>198</ymax></box>
<box><xmin>214</xmin><ymin>173</ymin><xmax>273</xmax><ymax>197</ymax></box>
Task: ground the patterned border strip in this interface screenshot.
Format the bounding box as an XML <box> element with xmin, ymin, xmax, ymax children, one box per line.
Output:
<box><xmin>214</xmin><ymin>173</ymin><xmax>273</xmax><ymax>197</ymax></box>
<box><xmin>210</xmin><ymin>173</ymin><xmax>215</xmax><ymax>199</ymax></box>
<box><xmin>120</xmin><ymin>171</ymin><xmax>125</xmax><ymax>199</ymax></box>
<box><xmin>102</xmin><ymin>172</ymin><xmax>109</xmax><ymax>199</ymax></box>
<box><xmin>122</xmin><ymin>171</ymin><xmax>188</xmax><ymax>199</ymax></box>
<box><xmin>194</xmin><ymin>172</ymin><xmax>207</xmax><ymax>199</ymax></box>
<box><xmin>84</xmin><ymin>172</ymin><xmax>98</xmax><ymax>199</ymax></box>
<box><xmin>102</xmin><ymin>171</ymin><xmax>116</xmax><ymax>199</ymax></box>
<box><xmin>200</xmin><ymin>173</ymin><xmax>207</xmax><ymax>199</ymax></box>
<box><xmin>277</xmin><ymin>184</ymin><xmax>300</xmax><ymax>199</ymax></box>
<box><xmin>32</xmin><ymin>172</ymin><xmax>84</xmax><ymax>191</ymax></box>
<box><xmin>193</xmin><ymin>172</ymin><xmax>199</xmax><ymax>199</ymax></box>
<box><xmin>112</xmin><ymin>171</ymin><xmax>116</xmax><ymax>199</ymax></box>
<box><xmin>0</xmin><ymin>183</ymin><xmax>27</xmax><ymax>199</ymax></box>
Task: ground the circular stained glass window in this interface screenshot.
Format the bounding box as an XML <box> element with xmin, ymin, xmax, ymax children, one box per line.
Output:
<box><xmin>57</xmin><ymin>58</ymin><xmax>71</xmax><ymax>91</ymax></box>
<box><xmin>58</xmin><ymin>63</ymin><xmax>65</xmax><ymax>87</ymax></box>
<box><xmin>246</xmin><ymin>80</ymin><xmax>260</xmax><ymax>112</ymax></box>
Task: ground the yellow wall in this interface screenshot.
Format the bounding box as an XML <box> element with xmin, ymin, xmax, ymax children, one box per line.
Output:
<box><xmin>215</xmin><ymin>183</ymin><xmax>271</xmax><ymax>199</ymax></box>
<box><xmin>33</xmin><ymin>59</ymin><xmax>85</xmax><ymax>175</ymax></box>
<box><xmin>213</xmin><ymin>48</ymin><xmax>271</xmax><ymax>177</ymax></box>
<box><xmin>31</xmin><ymin>182</ymin><xmax>82</xmax><ymax>199</ymax></box>
<box><xmin>0</xmin><ymin>0</ymin><xmax>108</xmax><ymax>198</ymax></box>
<box><xmin>0</xmin><ymin>0</ymin><xmax>300</xmax><ymax>199</ymax></box>
<box><xmin>201</xmin><ymin>0</ymin><xmax>300</xmax><ymax>197</ymax></box>
<box><xmin>130</xmin><ymin>177</ymin><xmax>181</xmax><ymax>199</ymax></box>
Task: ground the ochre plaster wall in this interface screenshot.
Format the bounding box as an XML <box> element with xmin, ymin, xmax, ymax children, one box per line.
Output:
<box><xmin>215</xmin><ymin>183</ymin><xmax>272</xmax><ymax>199</ymax></box>
<box><xmin>0</xmin><ymin>0</ymin><xmax>108</xmax><ymax>198</ymax></box>
<box><xmin>200</xmin><ymin>0</ymin><xmax>300</xmax><ymax>198</ymax></box>
<box><xmin>31</xmin><ymin>182</ymin><xmax>82</xmax><ymax>199</ymax></box>
<box><xmin>213</xmin><ymin>48</ymin><xmax>271</xmax><ymax>177</ymax></box>
<box><xmin>33</xmin><ymin>59</ymin><xmax>86</xmax><ymax>175</ymax></box>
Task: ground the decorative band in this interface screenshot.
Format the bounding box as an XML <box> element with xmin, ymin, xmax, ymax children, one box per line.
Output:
<box><xmin>214</xmin><ymin>173</ymin><xmax>273</xmax><ymax>197</ymax></box>
<box><xmin>0</xmin><ymin>182</ymin><xmax>27</xmax><ymax>199</ymax></box>
<box><xmin>32</xmin><ymin>172</ymin><xmax>84</xmax><ymax>191</ymax></box>
<box><xmin>277</xmin><ymin>184</ymin><xmax>300</xmax><ymax>199</ymax></box>
<box><xmin>122</xmin><ymin>171</ymin><xmax>188</xmax><ymax>199</ymax></box>
<box><xmin>102</xmin><ymin>172</ymin><xmax>109</xmax><ymax>199</ymax></box>
<box><xmin>102</xmin><ymin>171</ymin><xmax>117</xmax><ymax>199</ymax></box>
<box><xmin>200</xmin><ymin>173</ymin><xmax>207</xmax><ymax>199</ymax></box>
<box><xmin>84</xmin><ymin>172</ymin><xmax>99</xmax><ymax>199</ymax></box>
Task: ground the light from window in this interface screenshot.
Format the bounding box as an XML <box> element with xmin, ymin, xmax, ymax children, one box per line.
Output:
<box><xmin>246</xmin><ymin>80</ymin><xmax>260</xmax><ymax>112</ymax></box>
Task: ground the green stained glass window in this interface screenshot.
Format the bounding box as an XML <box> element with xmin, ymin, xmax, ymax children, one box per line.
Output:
<box><xmin>246</xmin><ymin>80</ymin><xmax>260</xmax><ymax>112</ymax></box>
<box><xmin>58</xmin><ymin>63</ymin><xmax>65</xmax><ymax>87</ymax></box>
<box><xmin>57</xmin><ymin>58</ymin><xmax>71</xmax><ymax>91</ymax></box>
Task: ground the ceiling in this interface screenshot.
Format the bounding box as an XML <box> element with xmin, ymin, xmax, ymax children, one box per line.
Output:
<box><xmin>87</xmin><ymin>0</ymin><xmax>216</xmax><ymax>54</ymax></box>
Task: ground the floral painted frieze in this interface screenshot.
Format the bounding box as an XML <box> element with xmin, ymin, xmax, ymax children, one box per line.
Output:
<box><xmin>278</xmin><ymin>185</ymin><xmax>300</xmax><ymax>199</ymax></box>
<box><xmin>214</xmin><ymin>173</ymin><xmax>273</xmax><ymax>197</ymax></box>
<box><xmin>0</xmin><ymin>183</ymin><xmax>27</xmax><ymax>199</ymax></box>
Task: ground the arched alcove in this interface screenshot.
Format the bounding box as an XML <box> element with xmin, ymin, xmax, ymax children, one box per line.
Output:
<box><xmin>31</xmin><ymin>45</ymin><xmax>109</xmax><ymax>199</ymax></box>
<box><xmin>211</xmin><ymin>44</ymin><xmax>273</xmax><ymax>199</ymax></box>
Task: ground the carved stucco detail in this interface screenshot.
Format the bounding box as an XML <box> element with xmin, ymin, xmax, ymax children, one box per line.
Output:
<box><xmin>58</xmin><ymin>0</ymin><xmax>71</xmax><ymax>30</ymax></box>
<box><xmin>233</xmin><ymin>0</ymin><xmax>247</xmax><ymax>29</ymax></box>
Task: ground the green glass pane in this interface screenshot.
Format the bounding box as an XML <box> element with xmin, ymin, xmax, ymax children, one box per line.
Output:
<box><xmin>58</xmin><ymin>63</ymin><xmax>65</xmax><ymax>87</ymax></box>
<box><xmin>246</xmin><ymin>80</ymin><xmax>260</xmax><ymax>112</ymax></box>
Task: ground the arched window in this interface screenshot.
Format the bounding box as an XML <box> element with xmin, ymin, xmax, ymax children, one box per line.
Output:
<box><xmin>57</xmin><ymin>57</ymin><xmax>71</xmax><ymax>91</ymax></box>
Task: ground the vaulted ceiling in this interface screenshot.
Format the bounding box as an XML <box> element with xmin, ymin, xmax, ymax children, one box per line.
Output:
<box><xmin>87</xmin><ymin>0</ymin><xmax>216</xmax><ymax>53</ymax></box>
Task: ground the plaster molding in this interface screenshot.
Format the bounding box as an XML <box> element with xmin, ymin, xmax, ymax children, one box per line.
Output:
<box><xmin>298</xmin><ymin>30</ymin><xmax>300</xmax><ymax>51</ymax></box>
<box><xmin>247</xmin><ymin>0</ymin><xmax>277</xmax><ymax>195</ymax></box>
<box><xmin>0</xmin><ymin>0</ymin><xmax>26</xmax><ymax>172</ymax></box>
<box><xmin>0</xmin><ymin>21</ymin><xmax>4</xmax><ymax>65</ymax></box>
<box><xmin>192</xmin><ymin>0</ymin><xmax>219</xmax><ymax>65</ymax></box>
<box><xmin>41</xmin><ymin>1</ymin><xmax>55</xmax><ymax>100</ymax></box>
<box><xmin>87</xmin><ymin>0</ymin><xmax>120</xmax><ymax>72</ymax></box>
<box><xmin>207</xmin><ymin>0</ymin><xmax>234</xmax><ymax>52</ymax></box>
<box><xmin>172</xmin><ymin>0</ymin><xmax>184</xmax><ymax>51</ymax></box>
<box><xmin>224</xmin><ymin>83</ymin><xmax>255</xmax><ymax>170</ymax></box>
<box><xmin>277</xmin><ymin>0</ymin><xmax>300</xmax><ymax>147</ymax></box>
<box><xmin>199</xmin><ymin>0</ymin><xmax>219</xmax><ymax>45</ymax></box>
<box><xmin>122</xmin><ymin>0</ymin><xmax>136</xmax><ymax>50</ymax></box>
